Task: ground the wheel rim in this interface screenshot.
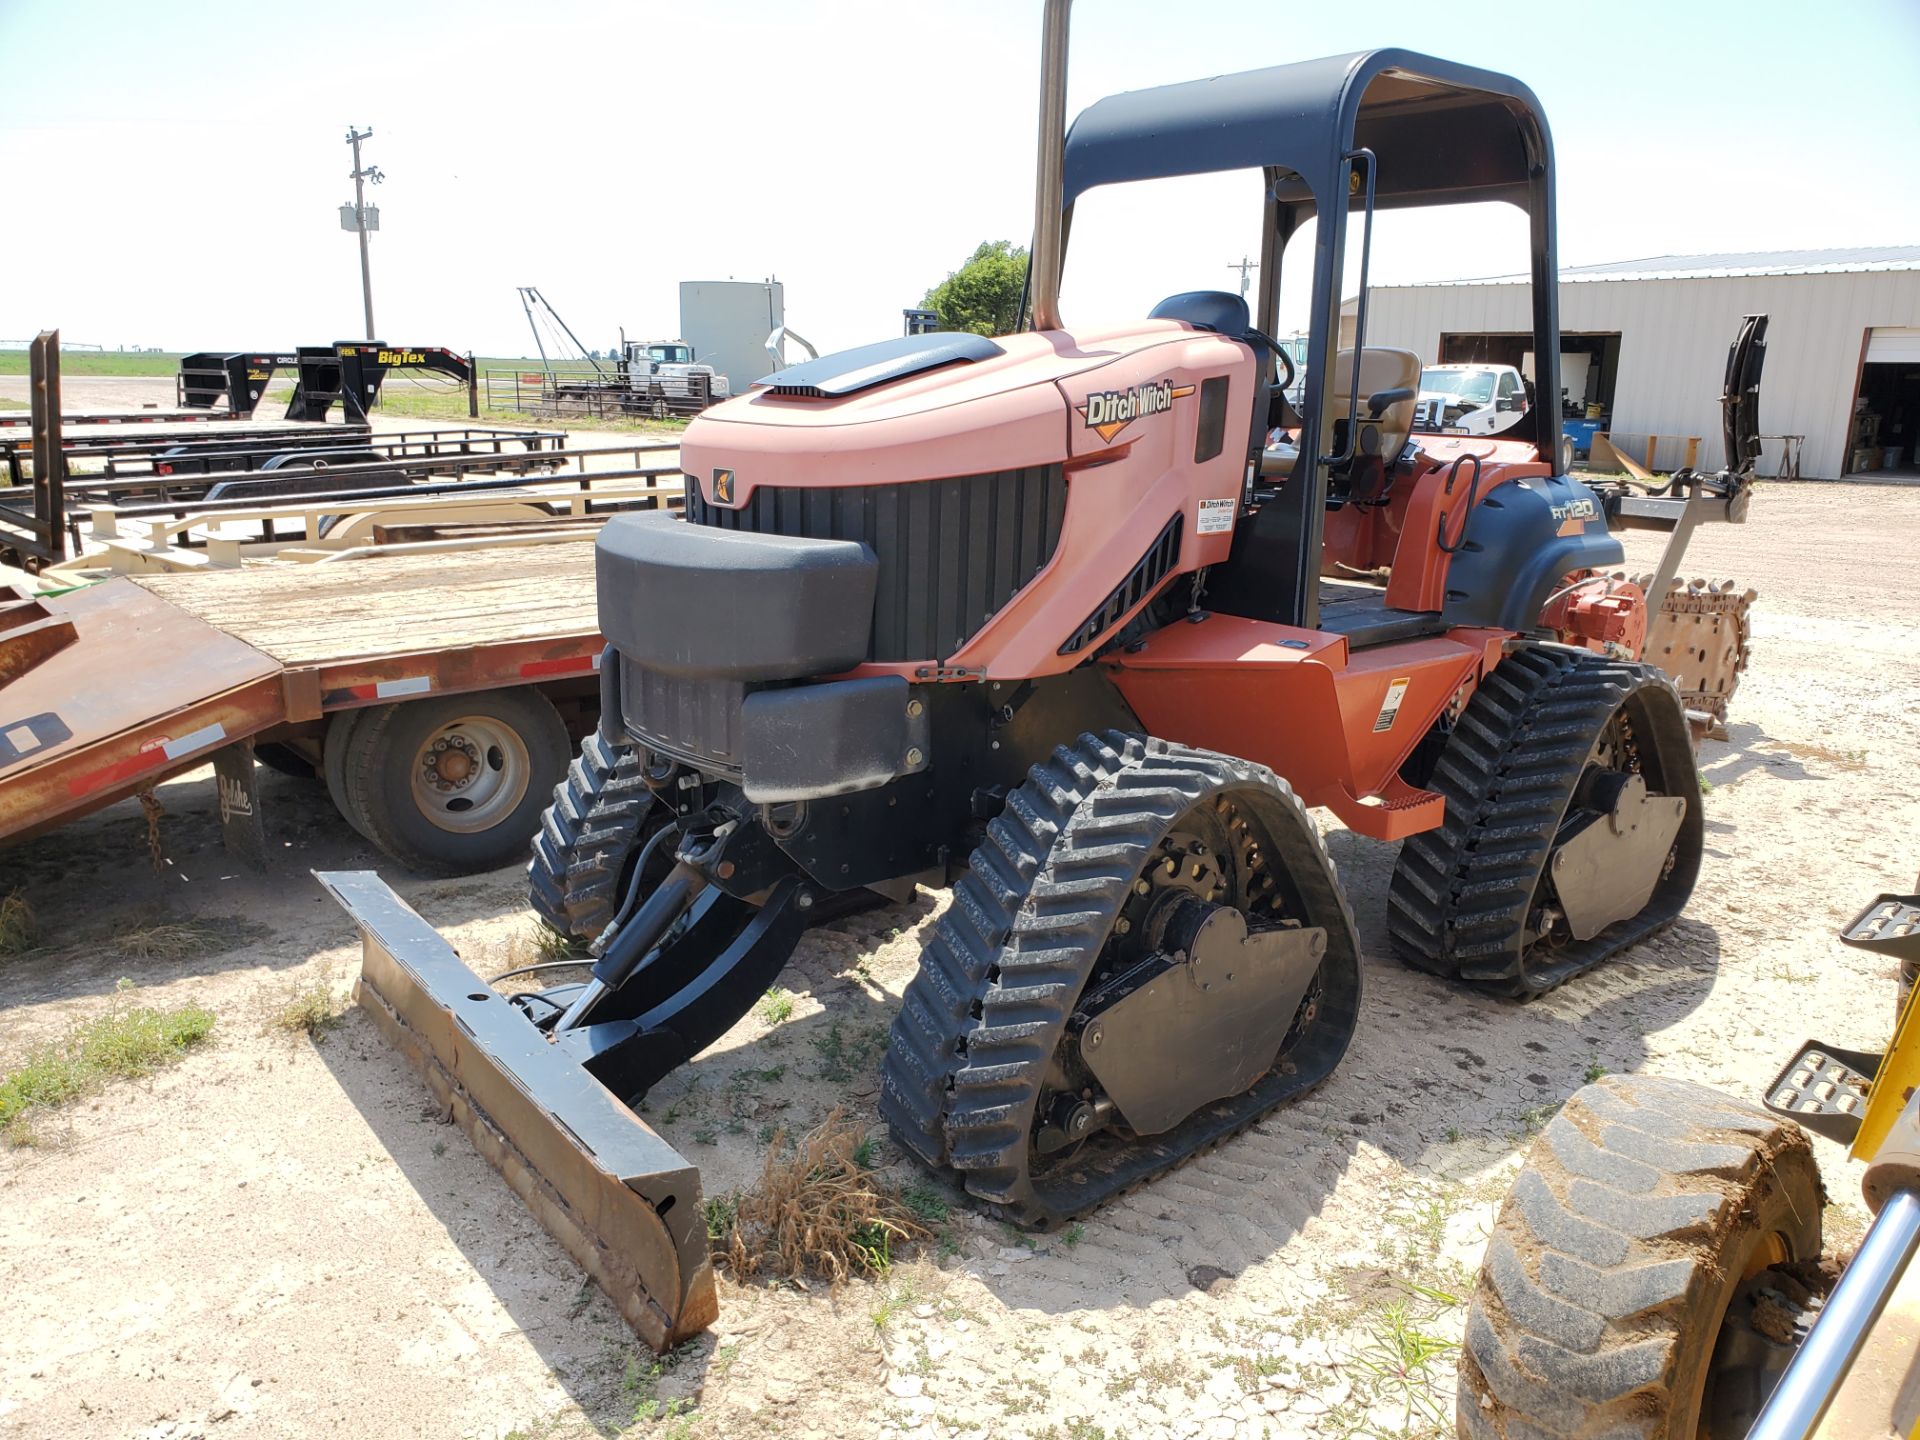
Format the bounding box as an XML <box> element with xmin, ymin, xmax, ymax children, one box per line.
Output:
<box><xmin>1527</xmin><ymin>702</ymin><xmax>1682</xmax><ymax>953</ymax></box>
<box><xmin>1696</xmin><ymin>1232</ymin><xmax>1822</xmax><ymax>1440</ymax></box>
<box><xmin>410</xmin><ymin>715</ymin><xmax>532</xmax><ymax>834</ymax></box>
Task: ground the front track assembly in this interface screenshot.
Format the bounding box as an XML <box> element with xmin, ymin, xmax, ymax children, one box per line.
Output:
<box><xmin>879</xmin><ymin>732</ymin><xmax>1362</xmax><ymax>1228</ymax></box>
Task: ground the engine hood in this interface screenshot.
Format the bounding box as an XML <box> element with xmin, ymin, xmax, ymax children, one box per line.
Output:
<box><xmin>680</xmin><ymin>321</ymin><xmax>1228</xmax><ymax>501</ymax></box>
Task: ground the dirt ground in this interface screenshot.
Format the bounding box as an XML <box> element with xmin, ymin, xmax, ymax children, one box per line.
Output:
<box><xmin>3</xmin><ymin>479</ymin><xmax>1917</xmax><ymax>1440</ymax></box>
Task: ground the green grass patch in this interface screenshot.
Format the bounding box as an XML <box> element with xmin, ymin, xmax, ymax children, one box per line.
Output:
<box><xmin>0</xmin><ymin>397</ymin><xmax>26</xmax><ymax>410</ymax></box>
<box><xmin>0</xmin><ymin>980</ymin><xmax>215</xmax><ymax>1138</ymax></box>
<box><xmin>756</xmin><ymin>986</ymin><xmax>795</xmax><ymax>1026</ymax></box>
<box><xmin>0</xmin><ymin>349</ymin><xmax>183</xmax><ymax>377</ymax></box>
<box><xmin>901</xmin><ymin>1177</ymin><xmax>952</xmax><ymax>1225</ymax></box>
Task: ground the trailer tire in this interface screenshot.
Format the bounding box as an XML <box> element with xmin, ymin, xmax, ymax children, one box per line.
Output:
<box><xmin>339</xmin><ymin>689</ymin><xmax>571</xmax><ymax>875</ymax></box>
<box><xmin>323</xmin><ymin>707</ymin><xmax>378</xmax><ymax>839</ymax></box>
<box><xmin>1458</xmin><ymin>1075</ymin><xmax>1822</xmax><ymax>1439</ymax></box>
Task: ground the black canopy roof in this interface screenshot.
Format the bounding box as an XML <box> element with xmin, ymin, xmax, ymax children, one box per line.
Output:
<box><xmin>1061</xmin><ymin>48</ymin><xmax>1551</xmax><ymax>215</ymax></box>
<box><xmin>1053</xmin><ymin>48</ymin><xmax>1564</xmax><ymax>634</ymax></box>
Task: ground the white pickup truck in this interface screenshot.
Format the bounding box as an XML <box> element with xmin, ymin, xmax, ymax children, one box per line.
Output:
<box><xmin>1412</xmin><ymin>362</ymin><xmax>1529</xmax><ymax>437</ymax></box>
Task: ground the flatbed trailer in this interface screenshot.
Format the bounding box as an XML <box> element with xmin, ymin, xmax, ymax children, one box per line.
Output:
<box><xmin>0</xmin><ymin>409</ymin><xmax>247</xmax><ymax>430</ymax></box>
<box><xmin>4</xmin><ymin>424</ymin><xmax>565</xmax><ymax>485</ymax></box>
<box><xmin>0</xmin><ymin>539</ymin><xmax>620</xmax><ymax>872</ymax></box>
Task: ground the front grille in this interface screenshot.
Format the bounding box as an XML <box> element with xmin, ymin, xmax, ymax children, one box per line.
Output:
<box><xmin>686</xmin><ymin>464</ymin><xmax>1066</xmax><ymax>662</ymax></box>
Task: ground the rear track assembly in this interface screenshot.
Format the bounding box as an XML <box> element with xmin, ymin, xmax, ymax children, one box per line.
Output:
<box><xmin>1388</xmin><ymin>646</ymin><xmax>1702</xmax><ymax>997</ymax></box>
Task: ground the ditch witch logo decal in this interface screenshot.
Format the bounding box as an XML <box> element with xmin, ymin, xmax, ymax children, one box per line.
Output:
<box><xmin>1076</xmin><ymin>378</ymin><xmax>1196</xmax><ymax>443</ymax></box>
<box><xmin>711</xmin><ymin>468</ymin><xmax>735</xmax><ymax>504</ymax></box>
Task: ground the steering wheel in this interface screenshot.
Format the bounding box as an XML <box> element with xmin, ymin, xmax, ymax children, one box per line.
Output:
<box><xmin>1248</xmin><ymin>327</ymin><xmax>1296</xmax><ymax>393</ymax></box>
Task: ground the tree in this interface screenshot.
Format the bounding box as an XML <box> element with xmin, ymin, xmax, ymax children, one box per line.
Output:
<box><xmin>922</xmin><ymin>240</ymin><xmax>1029</xmax><ymax>337</ymax></box>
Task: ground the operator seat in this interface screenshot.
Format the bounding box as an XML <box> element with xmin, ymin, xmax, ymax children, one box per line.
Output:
<box><xmin>1259</xmin><ymin>345</ymin><xmax>1422</xmax><ymax>482</ymax></box>
<box><xmin>1332</xmin><ymin>346</ymin><xmax>1420</xmax><ymax>464</ymax></box>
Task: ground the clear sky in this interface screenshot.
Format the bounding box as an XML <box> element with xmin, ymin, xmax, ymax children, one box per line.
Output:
<box><xmin>3</xmin><ymin>0</ymin><xmax>1916</xmax><ymax>358</ymax></box>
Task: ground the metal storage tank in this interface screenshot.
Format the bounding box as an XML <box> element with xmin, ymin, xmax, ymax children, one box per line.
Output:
<box><xmin>679</xmin><ymin>280</ymin><xmax>786</xmax><ymax>398</ymax></box>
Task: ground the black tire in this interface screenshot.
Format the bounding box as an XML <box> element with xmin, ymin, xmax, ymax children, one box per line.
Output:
<box><xmin>528</xmin><ymin>729</ymin><xmax>661</xmax><ymax>941</ymax></box>
<box><xmin>323</xmin><ymin>707</ymin><xmax>376</xmax><ymax>839</ymax></box>
<box><xmin>254</xmin><ymin>741</ymin><xmax>320</xmax><ymax>781</ymax></box>
<box><xmin>1389</xmin><ymin>647</ymin><xmax>1703</xmax><ymax>996</ymax></box>
<box><xmin>879</xmin><ymin>731</ymin><xmax>1362</xmax><ymax>1226</ymax></box>
<box><xmin>338</xmin><ymin>688</ymin><xmax>571</xmax><ymax>875</ymax></box>
<box><xmin>1459</xmin><ymin>1075</ymin><xmax>1822</xmax><ymax>1439</ymax></box>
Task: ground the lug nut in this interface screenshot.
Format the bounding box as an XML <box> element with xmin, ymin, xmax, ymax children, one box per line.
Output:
<box><xmin>905</xmin><ymin>747</ymin><xmax>924</xmax><ymax>767</ymax></box>
<box><xmin>906</xmin><ymin>699</ymin><xmax>924</xmax><ymax>718</ymax></box>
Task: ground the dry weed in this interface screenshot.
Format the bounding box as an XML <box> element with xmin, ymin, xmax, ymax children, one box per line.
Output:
<box><xmin>716</xmin><ymin>1108</ymin><xmax>927</xmax><ymax>1282</ymax></box>
<box><xmin>0</xmin><ymin>890</ymin><xmax>38</xmax><ymax>957</ymax></box>
<box><xmin>116</xmin><ymin>915</ymin><xmax>266</xmax><ymax>962</ymax></box>
<box><xmin>271</xmin><ymin>977</ymin><xmax>343</xmax><ymax>1038</ymax></box>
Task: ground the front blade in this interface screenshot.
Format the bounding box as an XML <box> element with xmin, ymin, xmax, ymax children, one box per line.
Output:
<box><xmin>317</xmin><ymin>871</ymin><xmax>718</xmax><ymax>1352</ymax></box>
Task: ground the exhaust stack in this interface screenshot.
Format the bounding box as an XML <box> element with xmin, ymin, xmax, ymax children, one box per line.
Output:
<box><xmin>1030</xmin><ymin>0</ymin><xmax>1072</xmax><ymax>332</ymax></box>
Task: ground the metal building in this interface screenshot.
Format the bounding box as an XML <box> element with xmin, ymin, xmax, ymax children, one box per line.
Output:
<box><xmin>1354</xmin><ymin>247</ymin><xmax>1920</xmax><ymax>480</ymax></box>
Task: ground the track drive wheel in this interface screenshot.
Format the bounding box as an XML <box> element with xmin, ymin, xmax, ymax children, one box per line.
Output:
<box><xmin>879</xmin><ymin>732</ymin><xmax>1362</xmax><ymax>1228</ymax></box>
<box><xmin>1389</xmin><ymin>647</ymin><xmax>1702</xmax><ymax>997</ymax></box>
<box><xmin>1459</xmin><ymin>1075</ymin><xmax>1823</xmax><ymax>1439</ymax></box>
<box><xmin>528</xmin><ymin>730</ymin><xmax>666</xmax><ymax>942</ymax></box>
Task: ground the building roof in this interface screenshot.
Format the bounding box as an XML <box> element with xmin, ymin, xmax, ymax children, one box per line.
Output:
<box><xmin>1384</xmin><ymin>245</ymin><xmax>1920</xmax><ymax>288</ymax></box>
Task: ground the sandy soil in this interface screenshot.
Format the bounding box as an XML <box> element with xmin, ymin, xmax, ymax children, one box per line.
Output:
<box><xmin>3</xmin><ymin>481</ymin><xmax>1917</xmax><ymax>1440</ymax></box>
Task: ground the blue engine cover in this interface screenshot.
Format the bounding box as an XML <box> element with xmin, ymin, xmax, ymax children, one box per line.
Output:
<box><xmin>1441</xmin><ymin>473</ymin><xmax>1624</xmax><ymax>633</ymax></box>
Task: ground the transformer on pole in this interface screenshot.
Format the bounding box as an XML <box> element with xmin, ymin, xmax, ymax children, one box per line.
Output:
<box><xmin>343</xmin><ymin>127</ymin><xmax>384</xmax><ymax>342</ymax></box>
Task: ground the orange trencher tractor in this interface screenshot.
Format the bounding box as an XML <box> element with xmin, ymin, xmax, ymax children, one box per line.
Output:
<box><xmin>324</xmin><ymin>0</ymin><xmax>1750</xmax><ymax>1350</ymax></box>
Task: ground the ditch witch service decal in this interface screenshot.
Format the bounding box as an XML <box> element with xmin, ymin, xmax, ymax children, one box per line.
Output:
<box><xmin>1077</xmin><ymin>378</ymin><xmax>1196</xmax><ymax>443</ymax></box>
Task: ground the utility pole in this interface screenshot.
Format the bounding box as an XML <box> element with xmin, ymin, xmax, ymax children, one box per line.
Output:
<box><xmin>1227</xmin><ymin>255</ymin><xmax>1257</xmax><ymax>297</ymax></box>
<box><xmin>344</xmin><ymin>127</ymin><xmax>384</xmax><ymax>340</ymax></box>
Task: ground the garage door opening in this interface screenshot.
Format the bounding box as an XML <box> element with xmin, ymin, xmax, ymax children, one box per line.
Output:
<box><xmin>1848</xmin><ymin>328</ymin><xmax>1920</xmax><ymax>478</ymax></box>
<box><xmin>1438</xmin><ymin>331</ymin><xmax>1622</xmax><ymax>459</ymax></box>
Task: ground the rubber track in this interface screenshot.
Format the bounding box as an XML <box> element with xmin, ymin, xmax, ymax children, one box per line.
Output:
<box><xmin>878</xmin><ymin>731</ymin><xmax>1361</xmax><ymax>1228</ymax></box>
<box><xmin>1458</xmin><ymin>1075</ymin><xmax>1820</xmax><ymax>1439</ymax></box>
<box><xmin>1387</xmin><ymin>647</ymin><xmax>1701</xmax><ymax>997</ymax></box>
<box><xmin>528</xmin><ymin>730</ymin><xmax>656</xmax><ymax>942</ymax></box>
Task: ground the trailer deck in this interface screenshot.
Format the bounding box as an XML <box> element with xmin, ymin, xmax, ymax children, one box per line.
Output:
<box><xmin>0</xmin><ymin>541</ymin><xmax>603</xmax><ymax>847</ymax></box>
<box><xmin>133</xmin><ymin>541</ymin><xmax>599</xmax><ymax>673</ymax></box>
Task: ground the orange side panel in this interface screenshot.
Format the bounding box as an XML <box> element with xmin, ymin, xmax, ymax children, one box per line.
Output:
<box><xmin>1385</xmin><ymin>440</ymin><xmax>1551</xmax><ymax>613</ymax></box>
<box><xmin>1107</xmin><ymin>615</ymin><xmax>1501</xmax><ymax>829</ymax></box>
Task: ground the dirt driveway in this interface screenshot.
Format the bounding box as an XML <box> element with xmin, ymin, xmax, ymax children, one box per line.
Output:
<box><xmin>2</xmin><ymin>481</ymin><xmax>1915</xmax><ymax>1440</ymax></box>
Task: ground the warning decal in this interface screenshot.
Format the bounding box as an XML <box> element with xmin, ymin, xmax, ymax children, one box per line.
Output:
<box><xmin>1373</xmin><ymin>676</ymin><xmax>1412</xmax><ymax>733</ymax></box>
<box><xmin>1197</xmin><ymin>497</ymin><xmax>1236</xmax><ymax>534</ymax></box>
